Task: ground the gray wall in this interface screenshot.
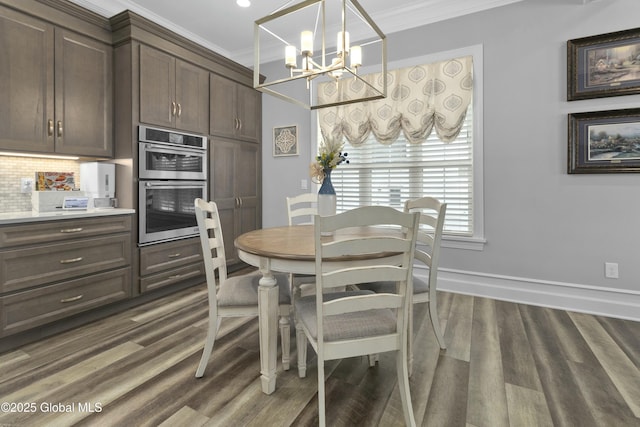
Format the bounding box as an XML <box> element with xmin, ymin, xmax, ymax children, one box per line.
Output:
<box><xmin>261</xmin><ymin>0</ymin><xmax>640</xmax><ymax>303</ymax></box>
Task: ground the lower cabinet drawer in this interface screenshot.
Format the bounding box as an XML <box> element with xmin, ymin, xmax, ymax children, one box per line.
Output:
<box><xmin>0</xmin><ymin>215</ymin><xmax>132</xmax><ymax>247</ymax></box>
<box><xmin>0</xmin><ymin>267</ymin><xmax>131</xmax><ymax>337</ymax></box>
<box><xmin>139</xmin><ymin>238</ymin><xmax>202</xmax><ymax>276</ymax></box>
<box><xmin>140</xmin><ymin>262</ymin><xmax>205</xmax><ymax>293</ymax></box>
<box><xmin>0</xmin><ymin>233</ymin><xmax>131</xmax><ymax>293</ymax></box>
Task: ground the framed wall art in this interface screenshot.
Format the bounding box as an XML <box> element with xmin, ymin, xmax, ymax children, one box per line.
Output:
<box><xmin>567</xmin><ymin>27</ymin><xmax>640</xmax><ymax>101</ymax></box>
<box><xmin>273</xmin><ymin>125</ymin><xmax>298</xmax><ymax>157</ymax></box>
<box><xmin>568</xmin><ymin>108</ymin><xmax>640</xmax><ymax>174</ymax></box>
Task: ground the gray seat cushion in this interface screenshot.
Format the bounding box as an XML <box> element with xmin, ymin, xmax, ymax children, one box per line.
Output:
<box><xmin>218</xmin><ymin>271</ymin><xmax>291</xmax><ymax>307</ymax></box>
<box><xmin>358</xmin><ymin>275</ymin><xmax>428</xmax><ymax>295</ymax></box>
<box><xmin>296</xmin><ymin>291</ymin><xmax>397</xmax><ymax>342</ymax></box>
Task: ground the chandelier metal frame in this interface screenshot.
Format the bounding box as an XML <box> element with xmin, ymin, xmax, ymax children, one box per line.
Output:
<box><xmin>253</xmin><ymin>0</ymin><xmax>387</xmax><ymax>109</ymax></box>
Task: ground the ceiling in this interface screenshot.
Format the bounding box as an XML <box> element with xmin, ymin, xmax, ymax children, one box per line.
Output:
<box><xmin>69</xmin><ymin>0</ymin><xmax>523</xmax><ymax>66</ymax></box>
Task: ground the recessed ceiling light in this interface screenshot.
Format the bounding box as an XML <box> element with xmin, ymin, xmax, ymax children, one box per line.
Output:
<box><xmin>237</xmin><ymin>0</ymin><xmax>250</xmax><ymax>7</ymax></box>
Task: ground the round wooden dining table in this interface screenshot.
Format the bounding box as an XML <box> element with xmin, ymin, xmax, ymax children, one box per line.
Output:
<box><xmin>235</xmin><ymin>224</ymin><xmax>404</xmax><ymax>395</ymax></box>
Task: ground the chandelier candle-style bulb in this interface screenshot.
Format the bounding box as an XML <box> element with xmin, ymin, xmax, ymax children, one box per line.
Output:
<box><xmin>285</xmin><ymin>45</ymin><xmax>297</xmax><ymax>68</ymax></box>
<box><xmin>337</xmin><ymin>31</ymin><xmax>350</xmax><ymax>55</ymax></box>
<box><xmin>350</xmin><ymin>45</ymin><xmax>362</xmax><ymax>68</ymax></box>
<box><xmin>301</xmin><ymin>31</ymin><xmax>313</xmax><ymax>56</ymax></box>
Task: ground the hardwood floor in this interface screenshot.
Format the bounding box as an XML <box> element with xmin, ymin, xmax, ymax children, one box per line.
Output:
<box><xmin>0</xmin><ymin>280</ymin><xmax>638</xmax><ymax>426</ymax></box>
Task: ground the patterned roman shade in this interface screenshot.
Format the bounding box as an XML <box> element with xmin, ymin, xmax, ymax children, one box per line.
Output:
<box><xmin>318</xmin><ymin>56</ymin><xmax>473</xmax><ymax>145</ymax></box>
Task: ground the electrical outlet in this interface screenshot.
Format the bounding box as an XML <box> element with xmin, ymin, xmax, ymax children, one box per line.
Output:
<box><xmin>20</xmin><ymin>177</ymin><xmax>34</xmax><ymax>194</ymax></box>
<box><xmin>604</xmin><ymin>262</ymin><xmax>619</xmax><ymax>279</ymax></box>
<box><xmin>301</xmin><ymin>179</ymin><xmax>308</xmax><ymax>190</ymax></box>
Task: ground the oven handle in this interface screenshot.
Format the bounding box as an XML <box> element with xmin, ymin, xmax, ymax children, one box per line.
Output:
<box><xmin>140</xmin><ymin>142</ymin><xmax>205</xmax><ymax>156</ymax></box>
<box><xmin>143</xmin><ymin>181</ymin><xmax>206</xmax><ymax>189</ymax></box>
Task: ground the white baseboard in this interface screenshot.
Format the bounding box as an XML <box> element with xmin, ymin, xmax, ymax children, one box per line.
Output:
<box><xmin>415</xmin><ymin>268</ymin><xmax>640</xmax><ymax>322</ymax></box>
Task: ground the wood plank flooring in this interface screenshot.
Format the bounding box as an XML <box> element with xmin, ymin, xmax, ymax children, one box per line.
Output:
<box><xmin>0</xmin><ymin>280</ymin><xmax>638</xmax><ymax>426</ymax></box>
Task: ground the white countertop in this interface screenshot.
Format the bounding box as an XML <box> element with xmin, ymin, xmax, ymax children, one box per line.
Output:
<box><xmin>0</xmin><ymin>208</ymin><xmax>136</xmax><ymax>225</ymax></box>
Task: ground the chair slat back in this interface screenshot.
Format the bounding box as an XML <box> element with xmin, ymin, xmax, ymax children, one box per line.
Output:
<box><xmin>323</xmin><ymin>293</ymin><xmax>404</xmax><ymax>316</ymax></box>
<box><xmin>286</xmin><ymin>193</ymin><xmax>318</xmax><ymax>225</ymax></box>
<box><xmin>405</xmin><ymin>197</ymin><xmax>446</xmax><ymax>268</ymax></box>
<box><xmin>314</xmin><ymin>206</ymin><xmax>419</xmax><ymax>336</ymax></box>
<box><xmin>195</xmin><ymin>198</ymin><xmax>228</xmax><ymax>303</ymax></box>
<box><xmin>321</xmin><ymin>265</ymin><xmax>407</xmax><ymax>290</ymax></box>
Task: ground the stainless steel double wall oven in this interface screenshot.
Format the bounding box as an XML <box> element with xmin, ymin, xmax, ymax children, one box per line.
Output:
<box><xmin>138</xmin><ymin>125</ymin><xmax>207</xmax><ymax>245</ymax></box>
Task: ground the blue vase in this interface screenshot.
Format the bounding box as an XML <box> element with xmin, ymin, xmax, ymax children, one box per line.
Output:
<box><xmin>318</xmin><ymin>168</ymin><xmax>336</xmax><ymax>218</ymax></box>
<box><xmin>318</xmin><ymin>168</ymin><xmax>335</xmax><ymax>195</ymax></box>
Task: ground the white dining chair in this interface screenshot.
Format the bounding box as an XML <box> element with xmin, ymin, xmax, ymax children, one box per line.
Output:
<box><xmin>295</xmin><ymin>206</ymin><xmax>420</xmax><ymax>427</ymax></box>
<box><xmin>286</xmin><ymin>193</ymin><xmax>318</xmax><ymax>292</ymax></box>
<box><xmin>286</xmin><ymin>192</ymin><xmax>317</xmax><ymax>226</ymax></box>
<box><xmin>359</xmin><ymin>197</ymin><xmax>447</xmax><ymax>374</ymax></box>
<box><xmin>194</xmin><ymin>198</ymin><xmax>292</xmax><ymax>378</ymax></box>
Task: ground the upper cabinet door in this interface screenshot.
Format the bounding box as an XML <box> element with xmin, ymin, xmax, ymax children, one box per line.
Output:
<box><xmin>139</xmin><ymin>45</ymin><xmax>176</xmax><ymax>130</ymax></box>
<box><xmin>209</xmin><ymin>73</ymin><xmax>238</xmax><ymax>139</ymax></box>
<box><xmin>140</xmin><ymin>45</ymin><xmax>209</xmax><ymax>135</ymax></box>
<box><xmin>0</xmin><ymin>6</ymin><xmax>113</xmax><ymax>158</ymax></box>
<box><xmin>236</xmin><ymin>83</ymin><xmax>261</xmax><ymax>143</ymax></box>
<box><xmin>54</xmin><ymin>29</ymin><xmax>113</xmax><ymax>157</ymax></box>
<box><xmin>0</xmin><ymin>6</ymin><xmax>54</xmax><ymax>153</ymax></box>
<box><xmin>175</xmin><ymin>60</ymin><xmax>209</xmax><ymax>134</ymax></box>
<box><xmin>210</xmin><ymin>73</ymin><xmax>261</xmax><ymax>143</ymax></box>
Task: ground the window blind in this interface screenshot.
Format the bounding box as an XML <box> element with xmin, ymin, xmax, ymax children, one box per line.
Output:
<box><xmin>330</xmin><ymin>104</ymin><xmax>473</xmax><ymax>236</ymax></box>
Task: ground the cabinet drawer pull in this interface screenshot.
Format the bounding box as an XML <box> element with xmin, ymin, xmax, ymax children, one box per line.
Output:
<box><xmin>168</xmin><ymin>274</ymin><xmax>182</xmax><ymax>279</ymax></box>
<box><xmin>60</xmin><ymin>227</ymin><xmax>83</xmax><ymax>233</ymax></box>
<box><xmin>48</xmin><ymin>119</ymin><xmax>54</xmax><ymax>136</ymax></box>
<box><xmin>171</xmin><ymin>101</ymin><xmax>177</xmax><ymax>116</ymax></box>
<box><xmin>57</xmin><ymin>120</ymin><xmax>63</xmax><ymax>137</ymax></box>
<box><xmin>60</xmin><ymin>294</ymin><xmax>84</xmax><ymax>303</ymax></box>
<box><xmin>167</xmin><ymin>253</ymin><xmax>181</xmax><ymax>259</ymax></box>
<box><xmin>176</xmin><ymin>103</ymin><xmax>182</xmax><ymax>118</ymax></box>
<box><xmin>60</xmin><ymin>257</ymin><xmax>83</xmax><ymax>264</ymax></box>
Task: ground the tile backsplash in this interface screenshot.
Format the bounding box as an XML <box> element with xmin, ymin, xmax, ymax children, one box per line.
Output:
<box><xmin>0</xmin><ymin>156</ymin><xmax>81</xmax><ymax>213</ymax></box>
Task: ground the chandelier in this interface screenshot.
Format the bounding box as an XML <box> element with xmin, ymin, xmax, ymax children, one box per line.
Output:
<box><xmin>254</xmin><ymin>0</ymin><xmax>387</xmax><ymax>109</ymax></box>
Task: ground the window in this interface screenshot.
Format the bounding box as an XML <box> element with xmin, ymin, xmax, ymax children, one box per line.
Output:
<box><xmin>331</xmin><ymin>103</ymin><xmax>473</xmax><ymax>236</ymax></box>
<box><xmin>315</xmin><ymin>46</ymin><xmax>485</xmax><ymax>249</ymax></box>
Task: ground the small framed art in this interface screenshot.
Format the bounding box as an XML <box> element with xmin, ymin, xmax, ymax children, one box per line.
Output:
<box><xmin>273</xmin><ymin>125</ymin><xmax>298</xmax><ymax>157</ymax></box>
<box><xmin>567</xmin><ymin>27</ymin><xmax>640</xmax><ymax>101</ymax></box>
<box><xmin>568</xmin><ymin>108</ymin><xmax>640</xmax><ymax>174</ymax></box>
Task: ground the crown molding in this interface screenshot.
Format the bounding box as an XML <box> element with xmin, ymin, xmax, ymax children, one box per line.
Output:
<box><xmin>68</xmin><ymin>0</ymin><xmax>525</xmax><ymax>67</ymax></box>
<box><xmin>377</xmin><ymin>0</ymin><xmax>523</xmax><ymax>33</ymax></box>
<box><xmin>68</xmin><ymin>0</ymin><xmax>231</xmax><ymax>59</ymax></box>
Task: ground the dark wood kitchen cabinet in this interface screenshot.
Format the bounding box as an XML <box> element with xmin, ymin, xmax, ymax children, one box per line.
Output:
<box><xmin>0</xmin><ymin>4</ymin><xmax>113</xmax><ymax>157</ymax></box>
<box><xmin>209</xmin><ymin>77</ymin><xmax>262</xmax><ymax>266</ymax></box>
<box><xmin>210</xmin><ymin>74</ymin><xmax>261</xmax><ymax>143</ymax></box>
<box><xmin>140</xmin><ymin>45</ymin><xmax>209</xmax><ymax>134</ymax></box>
<box><xmin>112</xmin><ymin>11</ymin><xmax>262</xmax><ymax>271</ymax></box>
<box><xmin>209</xmin><ymin>137</ymin><xmax>261</xmax><ymax>265</ymax></box>
<box><xmin>0</xmin><ymin>215</ymin><xmax>132</xmax><ymax>337</ymax></box>
<box><xmin>138</xmin><ymin>237</ymin><xmax>204</xmax><ymax>293</ymax></box>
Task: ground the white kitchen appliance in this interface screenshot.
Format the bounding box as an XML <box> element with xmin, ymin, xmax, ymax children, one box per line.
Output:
<box><xmin>80</xmin><ymin>162</ymin><xmax>116</xmax><ymax>207</ymax></box>
<box><xmin>32</xmin><ymin>191</ymin><xmax>86</xmax><ymax>212</ymax></box>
